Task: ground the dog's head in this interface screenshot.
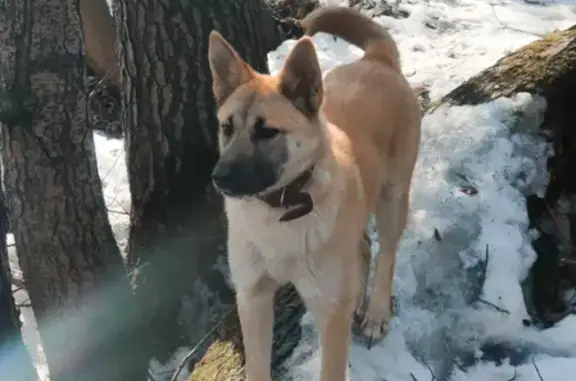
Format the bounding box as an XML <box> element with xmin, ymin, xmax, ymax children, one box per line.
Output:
<box><xmin>207</xmin><ymin>31</ymin><xmax>325</xmax><ymax>198</ymax></box>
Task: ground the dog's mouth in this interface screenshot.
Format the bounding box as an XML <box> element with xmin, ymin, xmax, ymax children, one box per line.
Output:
<box><xmin>212</xmin><ymin>181</ymin><xmax>243</xmax><ymax>198</ymax></box>
<box><xmin>211</xmin><ymin>179</ymin><xmax>270</xmax><ymax>199</ymax></box>
<box><xmin>211</xmin><ymin>159</ymin><xmax>279</xmax><ymax>198</ymax></box>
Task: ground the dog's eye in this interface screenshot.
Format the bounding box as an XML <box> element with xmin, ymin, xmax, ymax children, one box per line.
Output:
<box><xmin>254</xmin><ymin>127</ymin><xmax>281</xmax><ymax>140</ymax></box>
<box><xmin>220</xmin><ymin>118</ymin><xmax>234</xmax><ymax>138</ymax></box>
<box><xmin>253</xmin><ymin>118</ymin><xmax>282</xmax><ymax>140</ymax></box>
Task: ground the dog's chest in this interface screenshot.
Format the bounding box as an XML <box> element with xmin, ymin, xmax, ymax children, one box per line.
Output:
<box><xmin>226</xmin><ymin>198</ymin><xmax>339</xmax><ymax>283</ymax></box>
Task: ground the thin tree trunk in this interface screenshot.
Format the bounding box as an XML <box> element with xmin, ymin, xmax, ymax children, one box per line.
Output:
<box><xmin>113</xmin><ymin>0</ymin><xmax>293</xmax><ymax>364</ymax></box>
<box><xmin>0</xmin><ymin>1</ymin><xmax>149</xmax><ymax>380</ymax></box>
<box><xmin>0</xmin><ymin>182</ymin><xmax>37</xmax><ymax>381</ymax></box>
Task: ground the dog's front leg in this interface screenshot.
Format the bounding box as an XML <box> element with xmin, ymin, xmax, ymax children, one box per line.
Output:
<box><xmin>236</xmin><ymin>278</ymin><xmax>277</xmax><ymax>381</ymax></box>
<box><xmin>229</xmin><ymin>244</ymin><xmax>278</xmax><ymax>381</ymax></box>
<box><xmin>228</xmin><ymin>235</ymin><xmax>278</xmax><ymax>381</ymax></box>
<box><xmin>317</xmin><ymin>300</ymin><xmax>354</xmax><ymax>381</ymax></box>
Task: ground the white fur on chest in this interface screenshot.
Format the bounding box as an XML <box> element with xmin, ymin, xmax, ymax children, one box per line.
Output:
<box><xmin>225</xmin><ymin>186</ymin><xmax>342</xmax><ymax>286</ymax></box>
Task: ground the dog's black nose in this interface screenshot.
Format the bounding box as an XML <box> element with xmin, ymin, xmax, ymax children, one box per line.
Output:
<box><xmin>211</xmin><ymin>162</ymin><xmax>231</xmax><ymax>184</ymax></box>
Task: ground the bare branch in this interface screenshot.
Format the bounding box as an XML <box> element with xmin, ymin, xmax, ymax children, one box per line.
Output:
<box><xmin>532</xmin><ymin>357</ymin><xmax>545</xmax><ymax>381</ymax></box>
<box><xmin>507</xmin><ymin>369</ymin><xmax>518</xmax><ymax>381</ymax></box>
<box><xmin>425</xmin><ymin>362</ymin><xmax>436</xmax><ymax>381</ymax></box>
<box><xmin>477</xmin><ymin>298</ymin><xmax>511</xmax><ymax>315</ymax></box>
<box><xmin>489</xmin><ymin>0</ymin><xmax>545</xmax><ymax>38</ymax></box>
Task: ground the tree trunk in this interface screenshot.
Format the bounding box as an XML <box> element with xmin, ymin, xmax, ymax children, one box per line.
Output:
<box><xmin>113</xmin><ymin>0</ymin><xmax>302</xmax><ymax>366</ymax></box>
<box><xmin>427</xmin><ymin>25</ymin><xmax>576</xmax><ymax>327</ymax></box>
<box><xmin>0</xmin><ymin>180</ymin><xmax>37</xmax><ymax>380</ymax></box>
<box><xmin>0</xmin><ymin>1</ymin><xmax>149</xmax><ymax>381</ymax></box>
<box><xmin>80</xmin><ymin>0</ymin><xmax>120</xmax><ymax>90</ymax></box>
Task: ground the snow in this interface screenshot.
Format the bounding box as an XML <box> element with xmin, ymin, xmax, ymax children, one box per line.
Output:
<box><xmin>11</xmin><ymin>0</ymin><xmax>576</xmax><ymax>380</ymax></box>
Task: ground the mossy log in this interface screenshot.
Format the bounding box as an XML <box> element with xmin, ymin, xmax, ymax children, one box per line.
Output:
<box><xmin>187</xmin><ymin>285</ymin><xmax>305</xmax><ymax>381</ymax></box>
<box><xmin>430</xmin><ymin>25</ymin><xmax>576</xmax><ymax>110</ymax></box>
<box><xmin>428</xmin><ymin>26</ymin><xmax>576</xmax><ymax>326</ymax></box>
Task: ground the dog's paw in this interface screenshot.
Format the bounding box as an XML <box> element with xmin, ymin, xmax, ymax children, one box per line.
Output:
<box><xmin>352</xmin><ymin>300</ymin><xmax>392</xmax><ymax>349</ymax></box>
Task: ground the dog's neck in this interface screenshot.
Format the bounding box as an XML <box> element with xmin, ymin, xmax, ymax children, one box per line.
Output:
<box><xmin>258</xmin><ymin>166</ymin><xmax>315</xmax><ymax>222</ymax></box>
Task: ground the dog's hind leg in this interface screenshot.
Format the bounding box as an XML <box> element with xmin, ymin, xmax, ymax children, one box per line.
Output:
<box><xmin>357</xmin><ymin>184</ymin><xmax>409</xmax><ymax>347</ymax></box>
<box><xmin>355</xmin><ymin>229</ymin><xmax>372</xmax><ymax>313</ymax></box>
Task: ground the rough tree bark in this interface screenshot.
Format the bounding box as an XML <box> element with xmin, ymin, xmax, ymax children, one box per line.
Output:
<box><xmin>80</xmin><ymin>0</ymin><xmax>120</xmax><ymax>90</ymax></box>
<box><xmin>0</xmin><ymin>1</ymin><xmax>148</xmax><ymax>380</ymax></box>
<box><xmin>428</xmin><ymin>25</ymin><xmax>576</xmax><ymax>327</ymax></box>
<box><xmin>0</xmin><ymin>182</ymin><xmax>37</xmax><ymax>380</ymax></box>
<box><xmin>113</xmin><ymin>0</ymin><xmax>306</xmax><ymax>369</ymax></box>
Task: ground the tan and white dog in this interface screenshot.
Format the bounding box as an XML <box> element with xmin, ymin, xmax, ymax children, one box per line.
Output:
<box><xmin>208</xmin><ymin>6</ymin><xmax>421</xmax><ymax>381</ymax></box>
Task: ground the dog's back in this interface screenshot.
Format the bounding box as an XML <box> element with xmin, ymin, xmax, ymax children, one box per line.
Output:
<box><xmin>301</xmin><ymin>6</ymin><xmax>421</xmax><ymax>212</ymax></box>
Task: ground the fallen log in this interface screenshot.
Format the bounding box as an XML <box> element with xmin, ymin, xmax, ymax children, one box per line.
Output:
<box><xmin>430</xmin><ymin>26</ymin><xmax>576</xmax><ymax>109</ymax></box>
<box><xmin>428</xmin><ymin>26</ymin><xmax>576</xmax><ymax>327</ymax></box>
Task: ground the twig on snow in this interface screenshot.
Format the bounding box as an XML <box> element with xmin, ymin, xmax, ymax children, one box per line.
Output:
<box><xmin>106</xmin><ymin>208</ymin><xmax>129</xmax><ymax>215</ymax></box>
<box><xmin>507</xmin><ymin>369</ymin><xmax>518</xmax><ymax>381</ymax></box>
<box><xmin>433</xmin><ymin>228</ymin><xmax>442</xmax><ymax>242</ymax></box>
<box><xmin>17</xmin><ymin>300</ymin><xmax>31</xmax><ymax>308</ymax></box>
<box><xmin>475</xmin><ymin>244</ymin><xmax>510</xmax><ymax>314</ymax></box>
<box><xmin>523</xmin><ymin>0</ymin><xmax>546</xmax><ymax>5</ymax></box>
<box><xmin>170</xmin><ymin>307</ymin><xmax>234</xmax><ymax>381</ymax></box>
<box><xmin>425</xmin><ymin>362</ymin><xmax>436</xmax><ymax>381</ymax></box>
<box><xmin>481</xmin><ymin>243</ymin><xmax>490</xmax><ymax>282</ymax></box>
<box><xmin>489</xmin><ymin>0</ymin><xmax>546</xmax><ymax>38</ymax></box>
<box><xmin>531</xmin><ymin>357</ymin><xmax>545</xmax><ymax>381</ymax></box>
<box><xmin>410</xmin><ymin>373</ymin><xmax>418</xmax><ymax>381</ymax></box>
<box><xmin>477</xmin><ymin>298</ymin><xmax>511</xmax><ymax>315</ymax></box>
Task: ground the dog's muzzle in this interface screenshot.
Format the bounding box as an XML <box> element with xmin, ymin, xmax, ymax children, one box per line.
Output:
<box><xmin>211</xmin><ymin>158</ymin><xmax>277</xmax><ymax>197</ymax></box>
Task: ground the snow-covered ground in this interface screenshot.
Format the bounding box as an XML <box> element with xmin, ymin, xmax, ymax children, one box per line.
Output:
<box><xmin>12</xmin><ymin>0</ymin><xmax>576</xmax><ymax>380</ymax></box>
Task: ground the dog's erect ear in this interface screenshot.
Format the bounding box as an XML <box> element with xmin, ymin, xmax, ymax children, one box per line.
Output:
<box><xmin>208</xmin><ymin>31</ymin><xmax>253</xmax><ymax>106</ymax></box>
<box><xmin>278</xmin><ymin>37</ymin><xmax>323</xmax><ymax>118</ymax></box>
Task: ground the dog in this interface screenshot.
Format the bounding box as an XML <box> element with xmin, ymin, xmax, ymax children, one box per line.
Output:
<box><xmin>207</xmin><ymin>5</ymin><xmax>421</xmax><ymax>381</ymax></box>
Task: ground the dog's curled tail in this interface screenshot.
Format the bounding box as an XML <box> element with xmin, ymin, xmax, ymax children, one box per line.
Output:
<box><xmin>300</xmin><ymin>6</ymin><xmax>400</xmax><ymax>71</ymax></box>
